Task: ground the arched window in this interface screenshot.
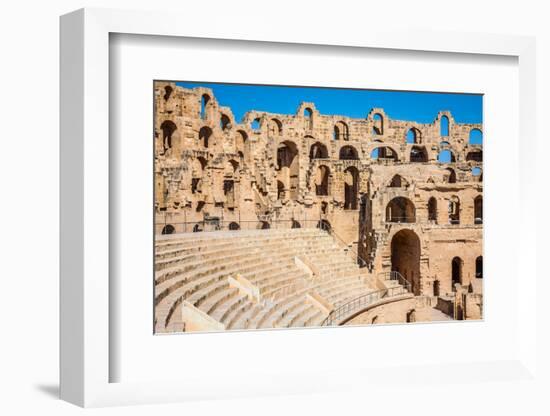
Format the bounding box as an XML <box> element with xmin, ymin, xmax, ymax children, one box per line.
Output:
<box><xmin>438</xmin><ymin>149</ymin><xmax>456</xmax><ymax>163</ymax></box>
<box><xmin>466</xmin><ymin>149</ymin><xmax>483</xmax><ymax>162</ymax></box>
<box><xmin>428</xmin><ymin>197</ymin><xmax>437</xmax><ymax>223</ymax></box>
<box><xmin>343</xmin><ymin>167</ymin><xmax>359</xmax><ymax>210</ymax></box>
<box><xmin>440</xmin><ymin>115</ymin><xmax>449</xmax><ymax>136</ymax></box>
<box><xmin>191</xmin><ymin>157</ymin><xmax>206</xmax><ymax>194</ymax></box>
<box><xmin>191</xmin><ymin>177</ymin><xmax>201</xmax><ymax>194</ymax></box>
<box><xmin>339</xmin><ymin>145</ymin><xmax>359</xmax><ymax>160</ymax></box>
<box><xmin>309</xmin><ymin>142</ymin><xmax>328</xmax><ymax>159</ymax></box>
<box><xmin>406</xmin><ymin>310</ymin><xmax>416</xmax><ymax>323</ymax></box>
<box><xmin>315</xmin><ymin>165</ymin><xmax>330</xmax><ymax>196</ymax></box>
<box><xmin>386</xmin><ymin>197</ymin><xmax>416</xmax><ymax>223</ymax></box>
<box><xmin>196</xmin><ymin>156</ymin><xmax>207</xmax><ymax>171</ymax></box>
<box><xmin>160</xmin><ymin>120</ymin><xmax>177</xmax><ymax>152</ymax></box>
<box><xmin>235</xmin><ymin>130</ymin><xmax>247</xmax><ymax>155</ymax></box>
<box><xmin>410</xmin><ymin>146</ymin><xmax>428</xmax><ymax>163</ymax></box>
<box><xmin>469</xmin><ymin>128</ymin><xmax>483</xmax><ymax>145</ymax></box>
<box><xmin>334</xmin><ymin>121</ymin><xmax>349</xmax><ymax>141</ymax></box>
<box><xmin>389</xmin><ymin>174</ymin><xmax>406</xmax><ymax>188</ymax></box>
<box><xmin>476</xmin><ymin>256</ymin><xmax>483</xmax><ymax>279</ymax></box>
<box><xmin>304</xmin><ymin>107</ymin><xmax>313</xmax><ymax>130</ymax></box>
<box><xmin>259</xmin><ymin>221</ymin><xmax>270</xmax><ymax>230</ymax></box>
<box><xmin>268</xmin><ymin>118</ymin><xmax>282</xmax><ymax>137</ymax></box>
<box><xmin>227</xmin><ymin>159</ymin><xmax>239</xmax><ymax>174</ymax></box>
<box><xmin>276</xmin><ymin>141</ymin><xmax>299</xmax><ymax>200</ymax></box>
<box><xmin>373</xmin><ymin>113</ymin><xmax>383</xmax><ymax>135</ymax></box>
<box><xmin>474</xmin><ymin>195</ymin><xmax>483</xmax><ymax>224</ymax></box>
<box><xmin>200</xmin><ymin>94</ymin><xmax>210</xmax><ymax>120</ymax></box>
<box><xmin>291</xmin><ymin>220</ymin><xmax>301</xmax><ymax>229</ymax></box>
<box><xmin>451</xmin><ymin>257</ymin><xmax>463</xmax><ymax>289</ymax></box>
<box><xmin>251</xmin><ymin>118</ymin><xmax>261</xmax><ymax>131</ymax></box>
<box><xmin>411</xmin><ymin>146</ymin><xmax>428</xmax><ymax>163</ymax></box>
<box><xmin>220</xmin><ymin>114</ymin><xmax>231</xmax><ymax>131</ymax></box>
<box><xmin>192</xmin><ymin>223</ymin><xmax>203</xmax><ymax>233</ymax></box>
<box><xmin>161</xmin><ymin>224</ymin><xmax>175</xmax><ymax>235</ymax></box>
<box><xmin>446</xmin><ymin>168</ymin><xmax>457</xmax><ymax>183</ymax></box>
<box><xmin>228</xmin><ymin>222</ymin><xmax>240</xmax><ymax>230</ymax></box>
<box><xmin>163</xmin><ymin>85</ymin><xmax>173</xmax><ymax>101</ymax></box>
<box><xmin>472</xmin><ymin>167</ymin><xmax>482</xmax><ymax>181</ymax></box>
<box><xmin>448</xmin><ymin>196</ymin><xmax>460</xmax><ymax>224</ymax></box>
<box><xmin>223</xmin><ymin>179</ymin><xmax>235</xmax><ymax>206</ymax></box>
<box><xmin>406</xmin><ymin>128</ymin><xmax>420</xmax><ymax>144</ymax></box>
<box><xmin>371</xmin><ymin>146</ymin><xmax>398</xmax><ymax>161</ymax></box>
<box><xmin>198</xmin><ymin>126</ymin><xmax>212</xmax><ymax>148</ymax></box>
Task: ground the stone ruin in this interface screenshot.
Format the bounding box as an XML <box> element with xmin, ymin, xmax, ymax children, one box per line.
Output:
<box><xmin>153</xmin><ymin>81</ymin><xmax>483</xmax><ymax>333</ymax></box>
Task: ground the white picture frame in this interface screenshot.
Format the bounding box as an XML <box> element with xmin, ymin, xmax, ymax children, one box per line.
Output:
<box><xmin>60</xmin><ymin>8</ymin><xmax>538</xmax><ymax>408</ymax></box>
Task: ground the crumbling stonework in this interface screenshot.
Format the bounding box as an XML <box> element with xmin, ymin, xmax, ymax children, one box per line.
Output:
<box><xmin>154</xmin><ymin>82</ymin><xmax>483</xmax><ymax>331</ymax></box>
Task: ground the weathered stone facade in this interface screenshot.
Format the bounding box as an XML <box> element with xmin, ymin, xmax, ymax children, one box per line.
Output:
<box><xmin>154</xmin><ymin>82</ymin><xmax>483</xmax><ymax>331</ymax></box>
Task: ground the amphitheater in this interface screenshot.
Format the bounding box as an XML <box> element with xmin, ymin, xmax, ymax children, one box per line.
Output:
<box><xmin>154</xmin><ymin>82</ymin><xmax>483</xmax><ymax>334</ymax></box>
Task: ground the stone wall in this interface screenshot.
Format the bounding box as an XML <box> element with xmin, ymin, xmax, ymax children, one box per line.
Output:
<box><xmin>154</xmin><ymin>82</ymin><xmax>483</xmax><ymax>315</ymax></box>
<box><xmin>345</xmin><ymin>296</ymin><xmax>417</xmax><ymax>325</ymax></box>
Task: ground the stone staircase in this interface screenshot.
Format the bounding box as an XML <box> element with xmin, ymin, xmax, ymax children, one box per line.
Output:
<box><xmin>154</xmin><ymin>228</ymin><xmax>377</xmax><ymax>333</ymax></box>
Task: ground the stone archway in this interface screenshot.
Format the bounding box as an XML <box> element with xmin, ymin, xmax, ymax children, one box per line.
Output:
<box><xmin>391</xmin><ymin>229</ymin><xmax>421</xmax><ymax>295</ymax></box>
<box><xmin>386</xmin><ymin>197</ymin><xmax>416</xmax><ymax>223</ymax></box>
<box><xmin>451</xmin><ymin>256</ymin><xmax>463</xmax><ymax>289</ymax></box>
<box><xmin>343</xmin><ymin>166</ymin><xmax>359</xmax><ymax>210</ymax></box>
<box><xmin>276</xmin><ymin>141</ymin><xmax>299</xmax><ymax>200</ymax></box>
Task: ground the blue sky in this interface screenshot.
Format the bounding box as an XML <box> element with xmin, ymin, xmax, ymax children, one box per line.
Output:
<box><xmin>176</xmin><ymin>81</ymin><xmax>483</xmax><ymax>125</ymax></box>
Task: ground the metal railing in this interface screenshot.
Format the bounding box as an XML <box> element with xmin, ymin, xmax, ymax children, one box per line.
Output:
<box><xmin>156</xmin><ymin>218</ymin><xmax>324</xmax><ymax>234</ymax></box>
<box><xmin>321</xmin><ymin>270</ymin><xmax>412</xmax><ymax>326</ymax></box>
<box><xmin>321</xmin><ymin>285</ymin><xmax>409</xmax><ymax>326</ymax></box>
<box><xmin>157</xmin><ymin>216</ymin><xmax>371</xmax><ymax>269</ymax></box>
<box><xmin>383</xmin><ymin>219</ymin><xmax>482</xmax><ymax>229</ymax></box>
<box><xmin>380</xmin><ymin>270</ymin><xmax>412</xmax><ymax>293</ymax></box>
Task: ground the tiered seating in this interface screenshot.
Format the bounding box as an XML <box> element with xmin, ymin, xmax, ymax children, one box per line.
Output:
<box><xmin>154</xmin><ymin>228</ymin><xmax>377</xmax><ymax>333</ymax></box>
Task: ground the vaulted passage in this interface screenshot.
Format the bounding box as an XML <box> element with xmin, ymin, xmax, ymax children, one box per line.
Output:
<box><xmin>474</xmin><ymin>195</ymin><xmax>483</xmax><ymax>224</ymax></box>
<box><xmin>310</xmin><ymin>142</ymin><xmax>328</xmax><ymax>159</ymax></box>
<box><xmin>160</xmin><ymin>120</ymin><xmax>177</xmax><ymax>152</ymax></box>
<box><xmin>333</xmin><ymin>121</ymin><xmax>349</xmax><ymax>141</ymax></box>
<box><xmin>466</xmin><ymin>149</ymin><xmax>483</xmax><ymax>162</ymax></box>
<box><xmin>161</xmin><ymin>224</ymin><xmax>175</xmax><ymax>235</ymax></box>
<box><xmin>391</xmin><ymin>230</ymin><xmax>421</xmax><ymax>295</ymax></box>
<box><xmin>410</xmin><ymin>146</ymin><xmax>428</xmax><ymax>162</ymax></box>
<box><xmin>198</xmin><ymin>126</ymin><xmax>212</xmax><ymax>148</ymax></box>
<box><xmin>276</xmin><ymin>141</ymin><xmax>299</xmax><ymax>200</ymax></box>
<box><xmin>386</xmin><ymin>197</ymin><xmax>416</xmax><ymax>223</ymax></box>
<box><xmin>449</xmin><ymin>195</ymin><xmax>460</xmax><ymax>224</ymax></box>
<box><xmin>389</xmin><ymin>174</ymin><xmax>406</xmax><ymax>188</ymax></box>
<box><xmin>371</xmin><ymin>146</ymin><xmax>398</xmax><ymax>161</ymax></box>
<box><xmin>315</xmin><ymin>165</ymin><xmax>330</xmax><ymax>196</ymax></box>
<box><xmin>476</xmin><ymin>256</ymin><xmax>483</xmax><ymax>279</ymax></box>
<box><xmin>339</xmin><ymin>145</ymin><xmax>358</xmax><ymax>160</ymax></box>
<box><xmin>452</xmin><ymin>256</ymin><xmax>463</xmax><ymax>289</ymax></box>
<box><xmin>343</xmin><ymin>166</ymin><xmax>359</xmax><ymax>209</ymax></box>
<box><xmin>428</xmin><ymin>197</ymin><xmax>437</xmax><ymax>223</ymax></box>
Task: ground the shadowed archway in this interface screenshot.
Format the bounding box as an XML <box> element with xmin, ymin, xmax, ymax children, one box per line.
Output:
<box><xmin>391</xmin><ymin>229</ymin><xmax>421</xmax><ymax>295</ymax></box>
